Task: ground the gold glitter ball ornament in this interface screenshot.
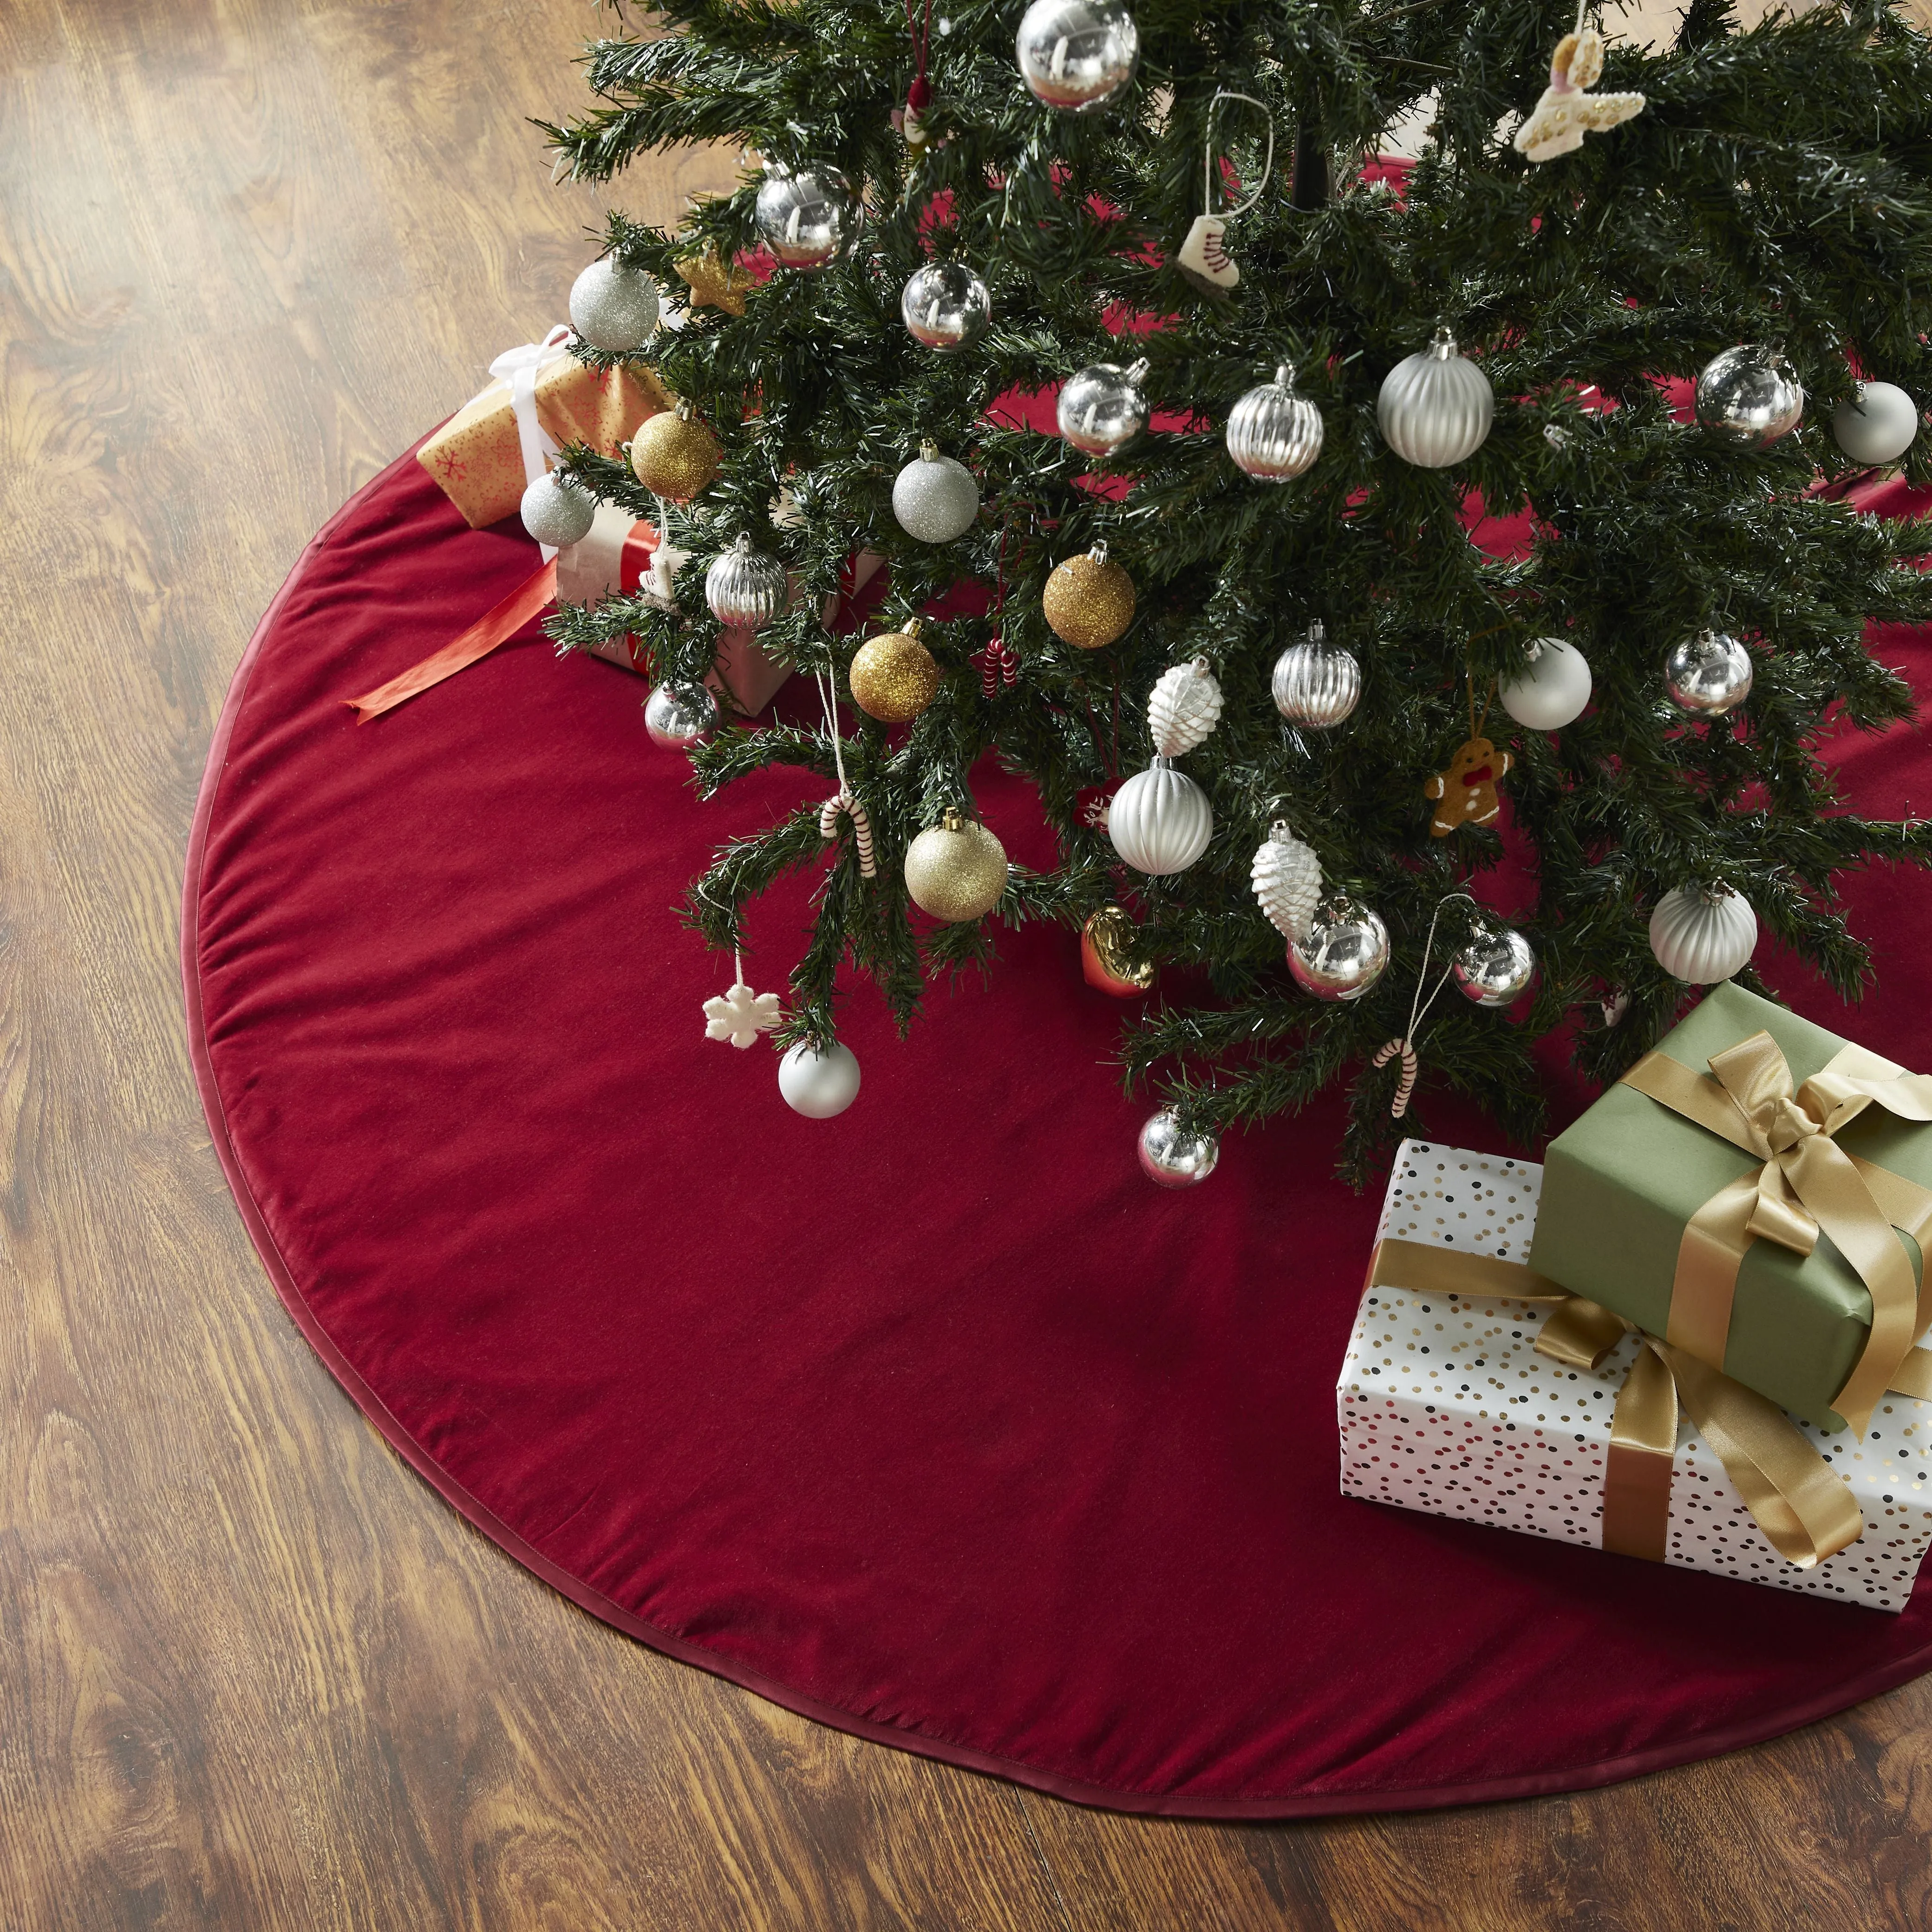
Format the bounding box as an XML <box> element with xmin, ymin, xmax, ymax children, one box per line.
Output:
<box><xmin>630</xmin><ymin>402</ymin><xmax>723</xmax><ymax>501</ymax></box>
<box><xmin>849</xmin><ymin>618</ymin><xmax>940</xmax><ymax>722</ymax></box>
<box><xmin>1043</xmin><ymin>542</ymin><xmax>1136</xmax><ymax>650</ymax></box>
<box><xmin>903</xmin><ymin>809</ymin><xmax>1009</xmax><ymax>924</ymax></box>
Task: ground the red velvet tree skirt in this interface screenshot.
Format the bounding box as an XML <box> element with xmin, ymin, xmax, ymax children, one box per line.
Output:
<box><xmin>184</xmin><ymin>446</ymin><xmax>1932</xmax><ymax>1818</ymax></box>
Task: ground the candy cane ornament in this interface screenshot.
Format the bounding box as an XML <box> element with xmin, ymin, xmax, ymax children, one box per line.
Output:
<box><xmin>813</xmin><ymin>669</ymin><xmax>877</xmax><ymax>878</ymax></box>
<box><xmin>1371</xmin><ymin>1038</ymin><xmax>1420</xmax><ymax>1118</ymax></box>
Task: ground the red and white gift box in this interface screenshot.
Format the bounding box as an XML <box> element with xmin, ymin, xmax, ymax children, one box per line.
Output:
<box><xmin>555</xmin><ymin>504</ymin><xmax>888</xmax><ymax>718</ymax></box>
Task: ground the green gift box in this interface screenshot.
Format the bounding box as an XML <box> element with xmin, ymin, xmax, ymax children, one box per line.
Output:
<box><xmin>1528</xmin><ymin>982</ymin><xmax>1932</xmax><ymax>1431</ymax></box>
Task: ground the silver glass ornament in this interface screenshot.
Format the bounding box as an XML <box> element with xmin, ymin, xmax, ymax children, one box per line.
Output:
<box><xmin>1226</xmin><ymin>363</ymin><xmax>1325</xmax><ymax>483</ymax></box>
<box><xmin>1136</xmin><ymin>1108</ymin><xmax>1218</xmax><ymax>1188</ymax></box>
<box><xmin>1377</xmin><ymin>327</ymin><xmax>1495</xmax><ymax>468</ymax></box>
<box><xmin>1057</xmin><ymin>357</ymin><xmax>1149</xmax><ymax>457</ymax></box>
<box><xmin>568</xmin><ymin>257</ymin><xmax>660</xmax><ymax>353</ymax></box>
<box><xmin>704</xmin><ymin>533</ymin><xmax>789</xmax><ymax>631</ymax></box>
<box><xmin>519</xmin><ymin>471</ymin><xmax>596</xmax><ymax>548</ymax></box>
<box><xmin>1270</xmin><ymin>621</ymin><xmax>1360</xmax><ymax>729</ymax></box>
<box><xmin>754</xmin><ymin>164</ymin><xmax>859</xmax><ymax>270</ymax></box>
<box><xmin>1016</xmin><ymin>0</ymin><xmax>1140</xmax><ymax>113</ymax></box>
<box><xmin>643</xmin><ymin>680</ymin><xmax>719</xmax><ymax>748</ymax></box>
<box><xmin>892</xmin><ymin>441</ymin><xmax>981</xmax><ymax>543</ymax></box>
<box><xmin>1108</xmin><ymin>759</ymin><xmax>1213</xmax><ymax>876</ymax></box>
<box><xmin>1695</xmin><ymin>346</ymin><xmax>1804</xmax><ymax>449</ymax></box>
<box><xmin>1451</xmin><ymin>922</ymin><xmax>1537</xmax><ymax>1008</ymax></box>
<box><xmin>1664</xmin><ymin>629</ymin><xmax>1753</xmax><ymax>717</ymax></box>
<box><xmin>1288</xmin><ymin>896</ymin><xmax>1390</xmax><ymax>1002</ymax></box>
<box><xmin>901</xmin><ymin>261</ymin><xmax>992</xmax><ymax>353</ymax></box>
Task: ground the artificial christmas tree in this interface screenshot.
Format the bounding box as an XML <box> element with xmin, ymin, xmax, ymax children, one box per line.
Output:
<box><xmin>539</xmin><ymin>0</ymin><xmax>1932</xmax><ymax>1180</ymax></box>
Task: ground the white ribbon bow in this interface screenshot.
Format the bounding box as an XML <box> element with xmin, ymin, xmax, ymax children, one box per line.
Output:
<box><xmin>488</xmin><ymin>323</ymin><xmax>575</xmax><ymax>558</ymax></box>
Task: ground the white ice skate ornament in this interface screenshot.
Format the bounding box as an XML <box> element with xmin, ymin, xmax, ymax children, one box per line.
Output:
<box><xmin>1513</xmin><ymin>26</ymin><xmax>1645</xmax><ymax>164</ymax></box>
<box><xmin>1178</xmin><ymin>215</ymin><xmax>1238</xmax><ymax>293</ymax></box>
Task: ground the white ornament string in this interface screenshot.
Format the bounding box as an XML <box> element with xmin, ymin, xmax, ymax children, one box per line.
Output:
<box><xmin>1373</xmin><ymin>891</ymin><xmax>1476</xmax><ymax>1120</ymax></box>
<box><xmin>1203</xmin><ymin>90</ymin><xmax>1275</xmax><ymax>219</ymax></box>
<box><xmin>814</xmin><ymin>668</ymin><xmax>877</xmax><ymax>877</ymax></box>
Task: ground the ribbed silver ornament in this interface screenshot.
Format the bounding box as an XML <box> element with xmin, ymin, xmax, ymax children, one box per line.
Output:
<box><xmin>1226</xmin><ymin>364</ymin><xmax>1324</xmax><ymax>483</ymax></box>
<box><xmin>1377</xmin><ymin>327</ymin><xmax>1495</xmax><ymax>469</ymax></box>
<box><xmin>704</xmin><ymin>533</ymin><xmax>789</xmax><ymax>631</ymax></box>
<box><xmin>1270</xmin><ymin>622</ymin><xmax>1360</xmax><ymax>729</ymax></box>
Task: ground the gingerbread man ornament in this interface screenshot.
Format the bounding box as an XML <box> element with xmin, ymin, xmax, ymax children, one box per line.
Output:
<box><xmin>1424</xmin><ymin>733</ymin><xmax>1513</xmax><ymax>838</ymax></box>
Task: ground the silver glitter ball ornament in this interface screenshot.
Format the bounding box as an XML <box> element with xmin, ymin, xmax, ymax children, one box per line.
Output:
<box><xmin>901</xmin><ymin>261</ymin><xmax>992</xmax><ymax>353</ymax></box>
<box><xmin>1016</xmin><ymin>0</ymin><xmax>1139</xmax><ymax>112</ymax></box>
<box><xmin>1695</xmin><ymin>346</ymin><xmax>1804</xmax><ymax>449</ymax></box>
<box><xmin>1288</xmin><ymin>896</ymin><xmax>1390</xmax><ymax>1002</ymax></box>
<box><xmin>892</xmin><ymin>442</ymin><xmax>980</xmax><ymax>543</ymax></box>
<box><xmin>1377</xmin><ymin>327</ymin><xmax>1495</xmax><ymax>468</ymax></box>
<box><xmin>1451</xmin><ymin>922</ymin><xmax>1537</xmax><ymax>1008</ymax></box>
<box><xmin>1137</xmin><ymin>1108</ymin><xmax>1218</xmax><ymax>1188</ymax></box>
<box><xmin>568</xmin><ymin>257</ymin><xmax>660</xmax><ymax>353</ymax></box>
<box><xmin>1226</xmin><ymin>363</ymin><xmax>1325</xmax><ymax>483</ymax></box>
<box><xmin>1664</xmin><ymin>630</ymin><xmax>1753</xmax><ymax>717</ymax></box>
<box><xmin>1270</xmin><ymin>622</ymin><xmax>1360</xmax><ymax>729</ymax></box>
<box><xmin>1057</xmin><ymin>357</ymin><xmax>1149</xmax><ymax>457</ymax></box>
<box><xmin>704</xmin><ymin>533</ymin><xmax>789</xmax><ymax>631</ymax></box>
<box><xmin>754</xmin><ymin>164</ymin><xmax>859</xmax><ymax>271</ymax></box>
<box><xmin>643</xmin><ymin>680</ymin><xmax>719</xmax><ymax>748</ymax></box>
<box><xmin>519</xmin><ymin>471</ymin><xmax>596</xmax><ymax>548</ymax></box>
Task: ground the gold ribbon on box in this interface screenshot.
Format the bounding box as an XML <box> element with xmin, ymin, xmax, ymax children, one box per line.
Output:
<box><xmin>1363</xmin><ymin>1240</ymin><xmax>1866</xmax><ymax>1569</ymax></box>
<box><xmin>1619</xmin><ymin>1031</ymin><xmax>1932</xmax><ymax>1436</ymax></box>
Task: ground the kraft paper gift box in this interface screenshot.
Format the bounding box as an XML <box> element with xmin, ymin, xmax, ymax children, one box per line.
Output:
<box><xmin>555</xmin><ymin>502</ymin><xmax>888</xmax><ymax>718</ymax></box>
<box><xmin>1528</xmin><ymin>982</ymin><xmax>1932</xmax><ymax>1433</ymax></box>
<box><xmin>418</xmin><ymin>350</ymin><xmax>671</xmax><ymax>529</ymax></box>
<box><xmin>1337</xmin><ymin>1141</ymin><xmax>1932</xmax><ymax>1610</ymax></box>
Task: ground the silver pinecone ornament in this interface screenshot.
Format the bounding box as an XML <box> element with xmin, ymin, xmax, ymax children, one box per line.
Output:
<box><xmin>1250</xmin><ymin>822</ymin><xmax>1322</xmax><ymax>946</ymax></box>
<box><xmin>1147</xmin><ymin>656</ymin><xmax>1223</xmax><ymax>756</ymax></box>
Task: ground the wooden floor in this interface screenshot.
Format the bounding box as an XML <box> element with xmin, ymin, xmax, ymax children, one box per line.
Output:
<box><xmin>3</xmin><ymin>1</ymin><xmax>1931</xmax><ymax>1925</ymax></box>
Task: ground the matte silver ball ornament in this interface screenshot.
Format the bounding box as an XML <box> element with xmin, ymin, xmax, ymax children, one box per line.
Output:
<box><xmin>1226</xmin><ymin>363</ymin><xmax>1325</xmax><ymax>483</ymax></box>
<box><xmin>519</xmin><ymin>471</ymin><xmax>596</xmax><ymax>548</ymax></box>
<box><xmin>1057</xmin><ymin>357</ymin><xmax>1149</xmax><ymax>457</ymax></box>
<box><xmin>1108</xmin><ymin>759</ymin><xmax>1213</xmax><ymax>876</ymax></box>
<box><xmin>1288</xmin><ymin>896</ymin><xmax>1390</xmax><ymax>1002</ymax></box>
<box><xmin>643</xmin><ymin>680</ymin><xmax>719</xmax><ymax>748</ymax></box>
<box><xmin>704</xmin><ymin>533</ymin><xmax>789</xmax><ymax>631</ymax></box>
<box><xmin>1695</xmin><ymin>346</ymin><xmax>1804</xmax><ymax>448</ymax></box>
<box><xmin>1649</xmin><ymin>884</ymin><xmax>1757</xmax><ymax>984</ymax></box>
<box><xmin>1016</xmin><ymin>0</ymin><xmax>1140</xmax><ymax>113</ymax></box>
<box><xmin>1832</xmin><ymin>381</ymin><xmax>1920</xmax><ymax>466</ymax></box>
<box><xmin>1451</xmin><ymin>922</ymin><xmax>1537</xmax><ymax>1008</ymax></box>
<box><xmin>1377</xmin><ymin>327</ymin><xmax>1495</xmax><ymax>468</ymax></box>
<box><xmin>777</xmin><ymin>1040</ymin><xmax>862</xmax><ymax>1118</ymax></box>
<box><xmin>892</xmin><ymin>442</ymin><xmax>981</xmax><ymax>543</ymax></box>
<box><xmin>1137</xmin><ymin>1108</ymin><xmax>1219</xmax><ymax>1188</ymax></box>
<box><xmin>568</xmin><ymin>257</ymin><xmax>660</xmax><ymax>353</ymax></box>
<box><xmin>754</xmin><ymin>164</ymin><xmax>859</xmax><ymax>270</ymax></box>
<box><xmin>1499</xmin><ymin>637</ymin><xmax>1592</xmax><ymax>731</ymax></box>
<box><xmin>1270</xmin><ymin>621</ymin><xmax>1360</xmax><ymax>729</ymax></box>
<box><xmin>1664</xmin><ymin>630</ymin><xmax>1753</xmax><ymax>717</ymax></box>
<box><xmin>901</xmin><ymin>261</ymin><xmax>992</xmax><ymax>353</ymax></box>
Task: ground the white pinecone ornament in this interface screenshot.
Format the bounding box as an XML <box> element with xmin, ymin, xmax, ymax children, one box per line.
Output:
<box><xmin>1251</xmin><ymin>822</ymin><xmax>1322</xmax><ymax>945</ymax></box>
<box><xmin>1148</xmin><ymin>656</ymin><xmax>1224</xmax><ymax>757</ymax></box>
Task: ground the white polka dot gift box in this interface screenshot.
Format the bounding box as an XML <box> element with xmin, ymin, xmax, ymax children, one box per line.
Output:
<box><xmin>1336</xmin><ymin>1141</ymin><xmax>1932</xmax><ymax>1611</ymax></box>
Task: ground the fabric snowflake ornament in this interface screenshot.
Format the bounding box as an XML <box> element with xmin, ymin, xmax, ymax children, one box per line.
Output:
<box><xmin>1513</xmin><ymin>27</ymin><xmax>1645</xmax><ymax>164</ymax></box>
<box><xmin>702</xmin><ymin>978</ymin><xmax>783</xmax><ymax>1049</ymax></box>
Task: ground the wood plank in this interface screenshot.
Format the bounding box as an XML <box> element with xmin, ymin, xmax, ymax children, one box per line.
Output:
<box><xmin>0</xmin><ymin>0</ymin><xmax>1925</xmax><ymax>1925</ymax></box>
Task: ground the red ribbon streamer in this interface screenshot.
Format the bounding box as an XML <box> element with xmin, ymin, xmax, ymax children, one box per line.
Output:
<box><xmin>346</xmin><ymin>557</ymin><xmax>557</xmax><ymax>722</ymax></box>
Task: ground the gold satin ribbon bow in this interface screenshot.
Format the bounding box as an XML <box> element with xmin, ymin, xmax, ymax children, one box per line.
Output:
<box><xmin>1621</xmin><ymin>1033</ymin><xmax>1932</xmax><ymax>1436</ymax></box>
<box><xmin>1365</xmin><ymin>1240</ymin><xmax>1866</xmax><ymax>1570</ymax></box>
